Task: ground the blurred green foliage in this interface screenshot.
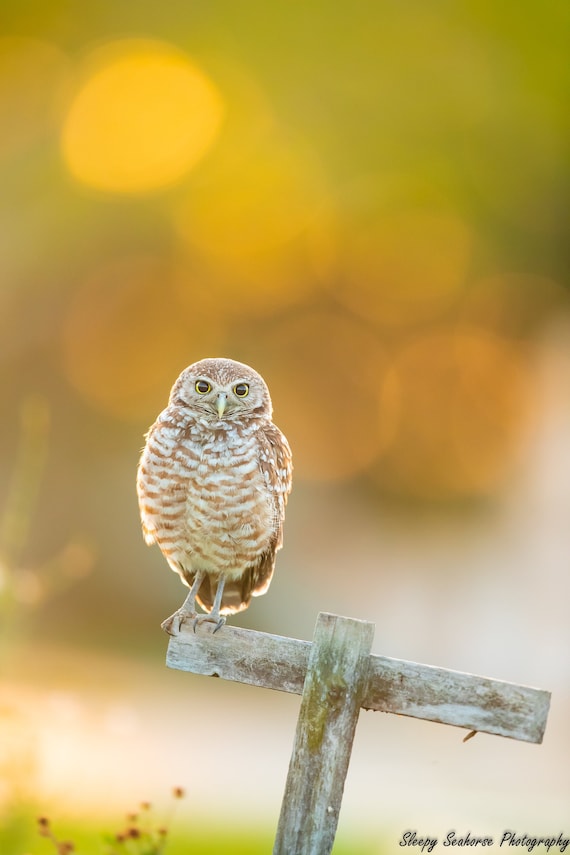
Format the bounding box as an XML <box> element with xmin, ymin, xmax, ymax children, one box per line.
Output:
<box><xmin>1</xmin><ymin>804</ymin><xmax>379</xmax><ymax>855</ymax></box>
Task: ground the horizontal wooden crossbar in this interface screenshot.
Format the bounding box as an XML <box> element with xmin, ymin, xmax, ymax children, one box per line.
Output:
<box><xmin>166</xmin><ymin>618</ymin><xmax>550</xmax><ymax>744</ymax></box>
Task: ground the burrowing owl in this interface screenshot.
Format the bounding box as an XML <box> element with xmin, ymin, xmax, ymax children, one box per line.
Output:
<box><xmin>137</xmin><ymin>357</ymin><xmax>292</xmax><ymax>635</ymax></box>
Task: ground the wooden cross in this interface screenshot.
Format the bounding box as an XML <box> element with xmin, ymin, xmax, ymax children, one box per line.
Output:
<box><xmin>166</xmin><ymin>612</ymin><xmax>550</xmax><ymax>855</ymax></box>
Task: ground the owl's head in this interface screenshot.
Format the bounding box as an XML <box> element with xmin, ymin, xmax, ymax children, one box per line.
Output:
<box><xmin>169</xmin><ymin>358</ymin><xmax>272</xmax><ymax>421</ymax></box>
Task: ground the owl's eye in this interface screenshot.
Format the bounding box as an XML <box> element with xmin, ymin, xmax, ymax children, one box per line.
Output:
<box><xmin>195</xmin><ymin>380</ymin><xmax>212</xmax><ymax>394</ymax></box>
<box><xmin>234</xmin><ymin>383</ymin><xmax>249</xmax><ymax>398</ymax></box>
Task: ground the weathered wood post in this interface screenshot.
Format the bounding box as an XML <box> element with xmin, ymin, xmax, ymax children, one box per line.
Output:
<box><xmin>166</xmin><ymin>611</ymin><xmax>551</xmax><ymax>854</ymax></box>
<box><xmin>273</xmin><ymin>613</ymin><xmax>374</xmax><ymax>854</ymax></box>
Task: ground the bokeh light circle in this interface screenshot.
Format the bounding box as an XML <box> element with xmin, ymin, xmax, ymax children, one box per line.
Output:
<box><xmin>336</xmin><ymin>208</ymin><xmax>472</xmax><ymax>328</ymax></box>
<box><xmin>61</xmin><ymin>39</ymin><xmax>224</xmax><ymax>194</ymax></box>
<box><xmin>62</xmin><ymin>256</ymin><xmax>226</xmax><ymax>421</ymax></box>
<box><xmin>239</xmin><ymin>311</ymin><xmax>398</xmax><ymax>482</ymax></box>
<box><xmin>174</xmin><ymin>129</ymin><xmax>334</xmax><ymax>317</ymax></box>
<box><xmin>370</xmin><ymin>326</ymin><xmax>532</xmax><ymax>500</ymax></box>
<box><xmin>462</xmin><ymin>273</ymin><xmax>568</xmax><ymax>338</ymax></box>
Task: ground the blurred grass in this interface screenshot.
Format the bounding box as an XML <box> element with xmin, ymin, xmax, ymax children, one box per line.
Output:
<box><xmin>1</xmin><ymin>804</ymin><xmax>380</xmax><ymax>855</ymax></box>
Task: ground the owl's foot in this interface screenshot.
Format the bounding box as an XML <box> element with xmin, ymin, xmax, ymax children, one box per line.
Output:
<box><xmin>193</xmin><ymin>612</ymin><xmax>226</xmax><ymax>634</ymax></box>
<box><xmin>162</xmin><ymin>571</ymin><xmax>207</xmax><ymax>636</ymax></box>
<box><xmin>161</xmin><ymin>608</ymin><xmax>197</xmax><ymax>636</ymax></box>
<box><xmin>161</xmin><ymin>607</ymin><xmax>225</xmax><ymax>635</ymax></box>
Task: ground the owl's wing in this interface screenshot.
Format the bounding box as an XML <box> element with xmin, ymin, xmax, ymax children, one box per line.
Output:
<box><xmin>256</xmin><ymin>422</ymin><xmax>293</xmax><ymax>550</ymax></box>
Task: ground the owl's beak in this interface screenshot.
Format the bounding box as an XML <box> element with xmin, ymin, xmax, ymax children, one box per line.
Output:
<box><xmin>216</xmin><ymin>392</ymin><xmax>228</xmax><ymax>418</ymax></box>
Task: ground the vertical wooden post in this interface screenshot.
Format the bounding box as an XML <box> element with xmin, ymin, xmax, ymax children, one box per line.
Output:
<box><xmin>273</xmin><ymin>612</ymin><xmax>375</xmax><ymax>855</ymax></box>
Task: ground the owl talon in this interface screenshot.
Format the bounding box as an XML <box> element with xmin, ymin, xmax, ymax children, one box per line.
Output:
<box><xmin>193</xmin><ymin>613</ymin><xmax>226</xmax><ymax>634</ymax></box>
<box><xmin>161</xmin><ymin>609</ymin><xmax>196</xmax><ymax>636</ymax></box>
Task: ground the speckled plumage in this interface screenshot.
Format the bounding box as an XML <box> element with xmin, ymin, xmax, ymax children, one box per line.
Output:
<box><xmin>137</xmin><ymin>358</ymin><xmax>292</xmax><ymax>633</ymax></box>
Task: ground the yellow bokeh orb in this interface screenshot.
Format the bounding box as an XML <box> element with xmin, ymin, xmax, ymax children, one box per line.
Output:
<box><xmin>61</xmin><ymin>256</ymin><xmax>226</xmax><ymax>421</ymax></box>
<box><xmin>337</xmin><ymin>209</ymin><xmax>472</xmax><ymax>328</ymax></box>
<box><xmin>61</xmin><ymin>40</ymin><xmax>224</xmax><ymax>193</ymax></box>
<box><xmin>238</xmin><ymin>311</ymin><xmax>397</xmax><ymax>482</ymax></box>
<box><xmin>370</xmin><ymin>325</ymin><xmax>532</xmax><ymax>500</ymax></box>
<box><xmin>173</xmin><ymin>128</ymin><xmax>334</xmax><ymax>317</ymax></box>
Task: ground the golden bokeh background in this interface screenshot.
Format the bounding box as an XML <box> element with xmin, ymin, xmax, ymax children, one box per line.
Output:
<box><xmin>61</xmin><ymin>40</ymin><xmax>224</xmax><ymax>194</ymax></box>
<box><xmin>0</xmin><ymin>3</ymin><xmax>568</xmax><ymax>852</ymax></box>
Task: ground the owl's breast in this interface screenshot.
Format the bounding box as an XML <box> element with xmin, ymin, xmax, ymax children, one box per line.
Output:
<box><xmin>183</xmin><ymin>427</ymin><xmax>276</xmax><ymax>574</ymax></box>
<box><xmin>139</xmin><ymin>419</ymin><xmax>275</xmax><ymax>577</ymax></box>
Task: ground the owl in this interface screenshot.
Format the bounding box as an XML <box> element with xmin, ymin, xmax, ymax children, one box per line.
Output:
<box><xmin>137</xmin><ymin>357</ymin><xmax>292</xmax><ymax>635</ymax></box>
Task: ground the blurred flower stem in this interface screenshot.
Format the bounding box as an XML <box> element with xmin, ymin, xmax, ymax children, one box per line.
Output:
<box><xmin>0</xmin><ymin>395</ymin><xmax>50</xmax><ymax>565</ymax></box>
<box><xmin>0</xmin><ymin>395</ymin><xmax>50</xmax><ymax>642</ymax></box>
<box><xmin>0</xmin><ymin>396</ymin><xmax>96</xmax><ymax>655</ymax></box>
<box><xmin>37</xmin><ymin>788</ymin><xmax>186</xmax><ymax>854</ymax></box>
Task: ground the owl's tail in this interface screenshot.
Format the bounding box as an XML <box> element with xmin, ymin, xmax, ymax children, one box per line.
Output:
<box><xmin>195</xmin><ymin>554</ymin><xmax>275</xmax><ymax>616</ymax></box>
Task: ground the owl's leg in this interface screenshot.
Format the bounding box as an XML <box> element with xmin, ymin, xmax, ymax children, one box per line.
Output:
<box><xmin>161</xmin><ymin>570</ymin><xmax>205</xmax><ymax>636</ymax></box>
<box><xmin>193</xmin><ymin>576</ymin><xmax>226</xmax><ymax>634</ymax></box>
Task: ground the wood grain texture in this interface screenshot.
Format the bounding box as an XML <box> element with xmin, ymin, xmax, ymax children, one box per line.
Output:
<box><xmin>166</xmin><ymin>615</ymin><xmax>550</xmax><ymax>744</ymax></box>
<box><xmin>167</xmin><ymin>621</ymin><xmax>311</xmax><ymax>694</ymax></box>
<box><xmin>365</xmin><ymin>655</ymin><xmax>551</xmax><ymax>744</ymax></box>
<box><xmin>273</xmin><ymin>613</ymin><xmax>374</xmax><ymax>855</ymax></box>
